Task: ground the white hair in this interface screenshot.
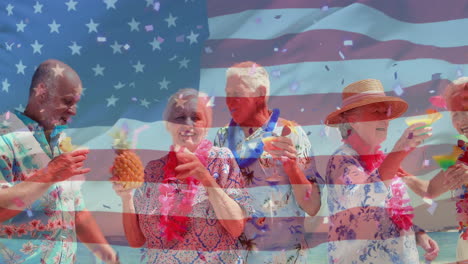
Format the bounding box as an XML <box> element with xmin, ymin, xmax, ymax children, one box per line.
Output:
<box><xmin>444</xmin><ymin>76</ymin><xmax>468</xmax><ymax>111</ymax></box>
<box><xmin>226</xmin><ymin>62</ymin><xmax>270</xmax><ymax>97</ymax></box>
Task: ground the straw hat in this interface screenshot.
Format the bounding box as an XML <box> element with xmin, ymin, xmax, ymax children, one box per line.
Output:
<box><xmin>325</xmin><ymin>79</ymin><xmax>408</xmax><ymax>126</ymax></box>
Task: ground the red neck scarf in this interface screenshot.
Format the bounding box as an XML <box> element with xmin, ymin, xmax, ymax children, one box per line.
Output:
<box><xmin>343</xmin><ymin>132</ymin><xmax>386</xmax><ymax>172</ymax></box>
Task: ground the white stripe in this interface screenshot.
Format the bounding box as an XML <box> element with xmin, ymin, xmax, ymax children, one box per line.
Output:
<box><xmin>208</xmin><ymin>4</ymin><xmax>468</xmax><ymax>47</ymax></box>
<box><xmin>200</xmin><ymin>59</ymin><xmax>468</xmax><ymax>97</ymax></box>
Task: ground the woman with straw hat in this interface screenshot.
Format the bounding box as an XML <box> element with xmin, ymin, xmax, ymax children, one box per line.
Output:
<box><xmin>324</xmin><ymin>79</ymin><xmax>439</xmax><ymax>263</ymax></box>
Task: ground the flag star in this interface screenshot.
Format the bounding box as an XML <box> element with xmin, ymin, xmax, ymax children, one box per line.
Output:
<box><xmin>33</xmin><ymin>2</ymin><xmax>43</xmax><ymax>14</ymax></box>
<box><xmin>31</xmin><ymin>40</ymin><xmax>43</xmax><ymax>54</ymax></box>
<box><xmin>110</xmin><ymin>41</ymin><xmax>123</xmax><ymax>54</ymax></box>
<box><xmin>174</xmin><ymin>96</ymin><xmax>187</xmax><ymax>108</ymax></box>
<box><xmin>114</xmin><ymin>82</ymin><xmax>125</xmax><ymax>90</ymax></box>
<box><xmin>16</xmin><ymin>20</ymin><xmax>27</xmax><ymax>32</ymax></box>
<box><xmin>149</xmin><ymin>37</ymin><xmax>162</xmax><ymax>51</ymax></box>
<box><xmin>186</xmin><ymin>31</ymin><xmax>199</xmax><ymax>44</ymax></box>
<box><xmin>2</xmin><ymin>79</ymin><xmax>10</xmax><ymax>92</ymax></box>
<box><xmin>106</xmin><ymin>95</ymin><xmax>118</xmax><ymax>107</ymax></box>
<box><xmin>15</xmin><ymin>60</ymin><xmax>27</xmax><ymax>75</ymax></box>
<box><xmin>52</xmin><ymin>64</ymin><xmax>65</xmax><ymax>77</ymax></box>
<box><xmin>92</xmin><ymin>64</ymin><xmax>105</xmax><ymax>76</ymax></box>
<box><xmin>158</xmin><ymin>77</ymin><xmax>170</xmax><ymax>90</ymax></box>
<box><xmin>103</xmin><ymin>0</ymin><xmax>118</xmax><ymax>9</ymax></box>
<box><xmin>85</xmin><ymin>19</ymin><xmax>99</xmax><ymax>33</ymax></box>
<box><xmin>178</xmin><ymin>58</ymin><xmax>190</xmax><ymax>69</ymax></box>
<box><xmin>15</xmin><ymin>104</ymin><xmax>25</xmax><ymax>112</ymax></box>
<box><xmin>6</xmin><ymin>4</ymin><xmax>14</xmax><ymax>16</ymax></box>
<box><xmin>65</xmin><ymin>0</ymin><xmax>78</xmax><ymax>11</ymax></box>
<box><xmin>128</xmin><ymin>18</ymin><xmax>140</xmax><ymax>32</ymax></box>
<box><xmin>48</xmin><ymin>20</ymin><xmax>61</xmax><ymax>33</ymax></box>
<box><xmin>34</xmin><ymin>86</ymin><xmax>47</xmax><ymax>97</ymax></box>
<box><xmin>81</xmin><ymin>87</ymin><xmax>87</xmax><ymax>96</ymax></box>
<box><xmin>68</xmin><ymin>41</ymin><xmax>82</xmax><ymax>55</ymax></box>
<box><xmin>165</xmin><ymin>13</ymin><xmax>177</xmax><ymax>28</ymax></box>
<box><xmin>5</xmin><ymin>42</ymin><xmax>14</xmax><ymax>51</ymax></box>
<box><xmin>145</xmin><ymin>0</ymin><xmax>154</xmax><ymax>7</ymax></box>
<box><xmin>140</xmin><ymin>98</ymin><xmax>150</xmax><ymax>108</ymax></box>
<box><xmin>132</xmin><ymin>61</ymin><xmax>145</xmax><ymax>73</ymax></box>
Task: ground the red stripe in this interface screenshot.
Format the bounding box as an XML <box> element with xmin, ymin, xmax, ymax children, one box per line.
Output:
<box><xmin>207</xmin><ymin>0</ymin><xmax>468</xmax><ymax>23</ymax></box>
<box><xmin>201</xmin><ymin>30</ymin><xmax>467</xmax><ymax>69</ymax></box>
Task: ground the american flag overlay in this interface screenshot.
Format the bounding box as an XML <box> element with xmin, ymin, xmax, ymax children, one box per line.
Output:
<box><xmin>0</xmin><ymin>0</ymin><xmax>467</xmax><ymax>263</ymax></box>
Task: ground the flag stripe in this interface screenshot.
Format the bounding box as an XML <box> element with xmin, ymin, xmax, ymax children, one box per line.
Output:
<box><xmin>206</xmin><ymin>0</ymin><xmax>468</xmax><ymax>24</ymax></box>
<box><xmin>207</xmin><ymin>5</ymin><xmax>468</xmax><ymax>47</ymax></box>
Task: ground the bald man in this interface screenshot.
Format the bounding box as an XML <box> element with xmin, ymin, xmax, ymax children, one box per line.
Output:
<box><xmin>0</xmin><ymin>60</ymin><xmax>118</xmax><ymax>263</ymax></box>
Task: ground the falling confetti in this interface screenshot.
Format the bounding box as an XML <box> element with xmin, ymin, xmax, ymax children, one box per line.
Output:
<box><xmin>145</xmin><ymin>25</ymin><xmax>154</xmax><ymax>32</ymax></box>
<box><xmin>282</xmin><ymin>48</ymin><xmax>287</xmax><ymax>53</ymax></box>
<box><xmin>423</xmin><ymin>159</ymin><xmax>430</xmax><ymax>167</ymax></box>
<box><xmin>197</xmin><ymin>25</ymin><xmax>203</xmax><ymax>29</ymax></box>
<box><xmin>123</xmin><ymin>44</ymin><xmax>130</xmax><ymax>50</ymax></box>
<box><xmin>393</xmin><ymin>83</ymin><xmax>404</xmax><ymax>96</ymax></box>
<box><xmin>103</xmin><ymin>204</ymin><xmax>111</xmax><ymax>209</ymax></box>
<box><xmin>323</xmin><ymin>217</ymin><xmax>329</xmax><ymax>224</ymax></box>
<box><xmin>325</xmin><ymin>65</ymin><xmax>330</xmax><ymax>71</ymax></box>
<box><xmin>456</xmin><ymin>67</ymin><xmax>463</xmax><ymax>77</ymax></box>
<box><xmin>97</xmin><ymin>37</ymin><xmax>106</xmax><ymax>42</ymax></box>
<box><xmin>271</xmin><ymin>69</ymin><xmax>281</xmax><ymax>78</ymax></box>
<box><xmin>338</xmin><ymin>50</ymin><xmax>345</xmax><ymax>60</ymax></box>
<box><xmin>429</xmin><ymin>96</ymin><xmax>446</xmax><ymax>108</ymax></box>
<box><xmin>5</xmin><ymin>111</ymin><xmax>10</xmax><ymax>120</ymax></box>
<box><xmin>289</xmin><ymin>81</ymin><xmax>299</xmax><ymax>92</ymax></box>
<box><xmin>153</xmin><ymin>2</ymin><xmax>160</xmax><ymax>11</ymax></box>
<box><xmin>274</xmin><ymin>47</ymin><xmax>279</xmax><ymax>52</ymax></box>
<box><xmin>26</xmin><ymin>209</ymin><xmax>33</xmax><ymax>217</ymax></box>
<box><xmin>341</xmin><ymin>79</ymin><xmax>344</xmax><ymax>85</ymax></box>
<box><xmin>394</xmin><ymin>71</ymin><xmax>398</xmax><ymax>80</ymax></box>
<box><xmin>248</xmin><ymin>64</ymin><xmax>257</xmax><ymax>75</ymax></box>
<box><xmin>255</xmin><ymin>17</ymin><xmax>262</xmax><ymax>24</ymax></box>
<box><xmin>274</xmin><ymin>15</ymin><xmax>282</xmax><ymax>19</ymax></box>
<box><xmin>429</xmin><ymin>90</ymin><xmax>435</xmax><ymax>94</ymax></box>
<box><xmin>343</xmin><ymin>40</ymin><xmax>353</xmax><ymax>46</ymax></box>
<box><xmin>300</xmin><ymin>108</ymin><xmax>304</xmax><ymax>112</ymax></box>
<box><xmin>431</xmin><ymin>73</ymin><xmax>442</xmax><ymax>80</ymax></box>
<box><xmin>176</xmin><ymin>35</ymin><xmax>184</xmax><ymax>42</ymax></box>
<box><xmin>427</xmin><ymin>202</ymin><xmax>438</xmax><ymax>215</ymax></box>
<box><xmin>321</xmin><ymin>5</ymin><xmax>329</xmax><ymax>11</ymax></box>
<box><xmin>157</xmin><ymin>36</ymin><xmax>165</xmax><ymax>43</ymax></box>
<box><xmin>204</xmin><ymin>47</ymin><xmax>213</xmax><ymax>54</ymax></box>
<box><xmin>131</xmin><ymin>97</ymin><xmax>138</xmax><ymax>102</ymax></box>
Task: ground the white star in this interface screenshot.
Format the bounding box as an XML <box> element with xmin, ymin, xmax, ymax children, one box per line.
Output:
<box><xmin>15</xmin><ymin>104</ymin><xmax>25</xmax><ymax>112</ymax></box>
<box><xmin>149</xmin><ymin>37</ymin><xmax>162</xmax><ymax>51</ymax></box>
<box><xmin>15</xmin><ymin>60</ymin><xmax>27</xmax><ymax>75</ymax></box>
<box><xmin>132</xmin><ymin>61</ymin><xmax>145</xmax><ymax>73</ymax></box>
<box><xmin>65</xmin><ymin>0</ymin><xmax>78</xmax><ymax>11</ymax></box>
<box><xmin>81</xmin><ymin>87</ymin><xmax>87</xmax><ymax>96</ymax></box>
<box><xmin>6</xmin><ymin>4</ymin><xmax>14</xmax><ymax>16</ymax></box>
<box><xmin>85</xmin><ymin>19</ymin><xmax>99</xmax><ymax>33</ymax></box>
<box><xmin>186</xmin><ymin>31</ymin><xmax>199</xmax><ymax>45</ymax></box>
<box><xmin>31</xmin><ymin>40</ymin><xmax>43</xmax><ymax>54</ymax></box>
<box><xmin>5</xmin><ymin>42</ymin><xmax>14</xmax><ymax>51</ymax></box>
<box><xmin>178</xmin><ymin>58</ymin><xmax>190</xmax><ymax>69</ymax></box>
<box><xmin>33</xmin><ymin>2</ymin><xmax>43</xmax><ymax>14</ymax></box>
<box><xmin>1</xmin><ymin>79</ymin><xmax>10</xmax><ymax>92</ymax></box>
<box><xmin>165</xmin><ymin>13</ymin><xmax>177</xmax><ymax>28</ymax></box>
<box><xmin>48</xmin><ymin>20</ymin><xmax>61</xmax><ymax>33</ymax></box>
<box><xmin>158</xmin><ymin>77</ymin><xmax>170</xmax><ymax>90</ymax></box>
<box><xmin>103</xmin><ymin>0</ymin><xmax>118</xmax><ymax>10</ymax></box>
<box><xmin>110</xmin><ymin>41</ymin><xmax>122</xmax><ymax>54</ymax></box>
<box><xmin>114</xmin><ymin>82</ymin><xmax>125</xmax><ymax>90</ymax></box>
<box><xmin>68</xmin><ymin>41</ymin><xmax>82</xmax><ymax>55</ymax></box>
<box><xmin>145</xmin><ymin>0</ymin><xmax>154</xmax><ymax>7</ymax></box>
<box><xmin>16</xmin><ymin>20</ymin><xmax>27</xmax><ymax>32</ymax></box>
<box><xmin>140</xmin><ymin>98</ymin><xmax>150</xmax><ymax>108</ymax></box>
<box><xmin>52</xmin><ymin>64</ymin><xmax>65</xmax><ymax>77</ymax></box>
<box><xmin>106</xmin><ymin>95</ymin><xmax>118</xmax><ymax>107</ymax></box>
<box><xmin>128</xmin><ymin>18</ymin><xmax>140</xmax><ymax>32</ymax></box>
<box><xmin>92</xmin><ymin>64</ymin><xmax>105</xmax><ymax>76</ymax></box>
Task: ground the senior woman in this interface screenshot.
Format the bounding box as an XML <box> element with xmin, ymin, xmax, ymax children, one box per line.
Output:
<box><xmin>324</xmin><ymin>79</ymin><xmax>438</xmax><ymax>263</ymax></box>
<box><xmin>112</xmin><ymin>88</ymin><xmax>252</xmax><ymax>263</ymax></box>
<box><xmin>426</xmin><ymin>77</ymin><xmax>468</xmax><ymax>262</ymax></box>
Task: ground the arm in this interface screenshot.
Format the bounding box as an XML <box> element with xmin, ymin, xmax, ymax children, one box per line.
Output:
<box><xmin>75</xmin><ymin>210</ymin><xmax>118</xmax><ymax>263</ymax></box>
<box><xmin>401</xmin><ymin>173</ymin><xmax>430</xmax><ymax>198</ymax></box>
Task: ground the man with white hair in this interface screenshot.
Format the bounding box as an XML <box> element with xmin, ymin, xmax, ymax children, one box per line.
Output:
<box><xmin>214</xmin><ymin>61</ymin><xmax>323</xmax><ymax>263</ymax></box>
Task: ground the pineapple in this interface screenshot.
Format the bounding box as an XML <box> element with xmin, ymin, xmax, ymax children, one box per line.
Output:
<box><xmin>110</xmin><ymin>128</ymin><xmax>144</xmax><ymax>190</ymax></box>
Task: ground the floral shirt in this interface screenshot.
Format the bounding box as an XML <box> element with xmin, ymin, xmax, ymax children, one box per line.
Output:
<box><xmin>0</xmin><ymin>112</ymin><xmax>85</xmax><ymax>264</ymax></box>
<box><xmin>134</xmin><ymin>146</ymin><xmax>253</xmax><ymax>264</ymax></box>
<box><xmin>326</xmin><ymin>144</ymin><xmax>419</xmax><ymax>264</ymax></box>
<box><xmin>214</xmin><ymin>117</ymin><xmax>323</xmax><ymax>263</ymax></box>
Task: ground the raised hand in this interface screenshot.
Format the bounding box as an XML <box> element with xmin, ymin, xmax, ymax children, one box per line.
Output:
<box><xmin>392</xmin><ymin>122</ymin><xmax>432</xmax><ymax>153</ymax></box>
<box><xmin>42</xmin><ymin>149</ymin><xmax>91</xmax><ymax>183</ymax></box>
<box><xmin>444</xmin><ymin>163</ymin><xmax>468</xmax><ymax>190</ymax></box>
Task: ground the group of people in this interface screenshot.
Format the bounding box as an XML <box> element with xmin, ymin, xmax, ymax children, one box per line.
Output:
<box><xmin>0</xmin><ymin>59</ymin><xmax>466</xmax><ymax>264</ymax></box>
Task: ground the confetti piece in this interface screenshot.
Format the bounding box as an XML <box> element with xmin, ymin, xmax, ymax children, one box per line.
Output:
<box><xmin>131</xmin><ymin>97</ymin><xmax>138</xmax><ymax>102</ymax></box>
<box><xmin>271</xmin><ymin>69</ymin><xmax>281</xmax><ymax>78</ymax></box>
<box><xmin>393</xmin><ymin>83</ymin><xmax>403</xmax><ymax>96</ymax></box>
<box><xmin>306</xmin><ymin>131</ymin><xmax>312</xmax><ymax>136</ymax></box>
<box><xmin>26</xmin><ymin>209</ymin><xmax>33</xmax><ymax>217</ymax></box>
<box><xmin>305</xmin><ymin>189</ymin><xmax>311</xmax><ymax>200</ymax></box>
<box><xmin>394</xmin><ymin>71</ymin><xmax>398</xmax><ymax>80</ymax></box>
<box><xmin>5</xmin><ymin>111</ymin><xmax>10</xmax><ymax>120</ymax></box>
<box><xmin>431</xmin><ymin>73</ymin><xmax>442</xmax><ymax>80</ymax></box>
<box><xmin>196</xmin><ymin>25</ymin><xmax>203</xmax><ymax>29</ymax></box>
<box><xmin>206</xmin><ymin>96</ymin><xmax>215</xmax><ymax>107</ymax></box>
<box><xmin>429</xmin><ymin>90</ymin><xmax>435</xmax><ymax>94</ymax></box>
<box><xmin>274</xmin><ymin>15</ymin><xmax>282</xmax><ymax>19</ymax></box>
<box><xmin>429</xmin><ymin>96</ymin><xmax>446</xmax><ymax>108</ymax></box>
<box><xmin>255</xmin><ymin>17</ymin><xmax>262</xmax><ymax>24</ymax></box>
<box><xmin>422</xmin><ymin>197</ymin><xmax>434</xmax><ymax>205</ymax></box>
<box><xmin>145</xmin><ymin>25</ymin><xmax>154</xmax><ymax>32</ymax></box>
<box><xmin>157</xmin><ymin>36</ymin><xmax>165</xmax><ymax>43</ymax></box>
<box><xmin>97</xmin><ymin>37</ymin><xmax>106</xmax><ymax>42</ymax></box>
<box><xmin>300</xmin><ymin>108</ymin><xmax>304</xmax><ymax>112</ymax></box>
<box><xmin>387</xmin><ymin>105</ymin><xmax>392</xmax><ymax>117</ymax></box>
<box><xmin>325</xmin><ymin>65</ymin><xmax>330</xmax><ymax>71</ymax></box>
<box><xmin>343</xmin><ymin>40</ymin><xmax>353</xmax><ymax>46</ymax></box>
<box><xmin>323</xmin><ymin>217</ymin><xmax>329</xmax><ymax>224</ymax></box>
<box><xmin>176</xmin><ymin>35</ymin><xmax>185</xmax><ymax>42</ymax></box>
<box><xmin>456</xmin><ymin>67</ymin><xmax>463</xmax><ymax>77</ymax></box>
<box><xmin>274</xmin><ymin>47</ymin><xmax>279</xmax><ymax>52</ymax></box>
<box><xmin>248</xmin><ymin>64</ymin><xmax>257</xmax><ymax>75</ymax></box>
<box><xmin>341</xmin><ymin>79</ymin><xmax>344</xmax><ymax>85</ymax></box>
<box><xmin>338</xmin><ymin>50</ymin><xmax>345</xmax><ymax>60</ymax></box>
<box><xmin>123</xmin><ymin>44</ymin><xmax>130</xmax><ymax>50</ymax></box>
<box><xmin>423</xmin><ymin>159</ymin><xmax>430</xmax><ymax>167</ymax></box>
<box><xmin>321</xmin><ymin>5</ymin><xmax>329</xmax><ymax>11</ymax></box>
<box><xmin>153</xmin><ymin>2</ymin><xmax>160</xmax><ymax>11</ymax></box>
<box><xmin>427</xmin><ymin>201</ymin><xmax>438</xmax><ymax>215</ymax></box>
<box><xmin>290</xmin><ymin>81</ymin><xmax>299</xmax><ymax>92</ymax></box>
<box><xmin>103</xmin><ymin>204</ymin><xmax>111</xmax><ymax>209</ymax></box>
<box><xmin>204</xmin><ymin>47</ymin><xmax>213</xmax><ymax>54</ymax></box>
<box><xmin>12</xmin><ymin>197</ymin><xmax>25</xmax><ymax>207</ymax></box>
<box><xmin>282</xmin><ymin>48</ymin><xmax>287</xmax><ymax>53</ymax></box>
